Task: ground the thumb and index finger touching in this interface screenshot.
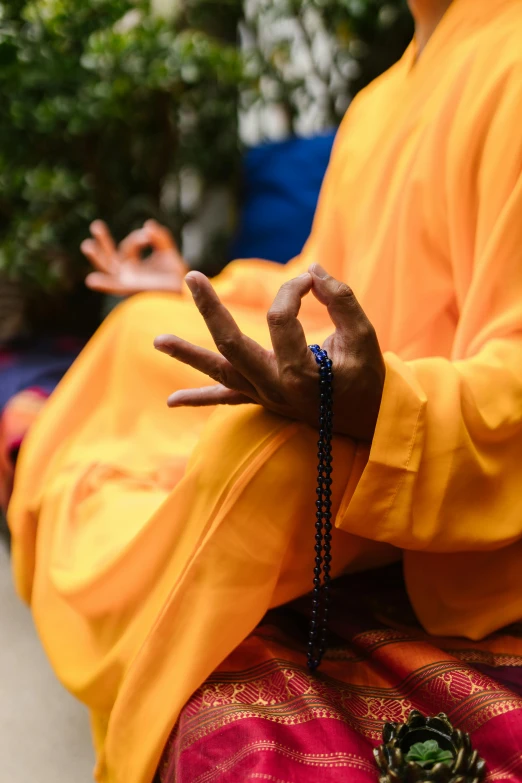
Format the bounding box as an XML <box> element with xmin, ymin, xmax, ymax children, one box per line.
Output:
<box><xmin>142</xmin><ymin>220</ymin><xmax>178</xmax><ymax>252</ymax></box>
<box><xmin>82</xmin><ymin>222</ymin><xmax>365</xmax><ymax>345</ymax></box>
<box><xmin>82</xmin><ymin>220</ymin><xmax>179</xmax><ymax>267</ymax></box>
<box><xmin>116</xmin><ymin>220</ymin><xmax>178</xmax><ymax>262</ymax></box>
<box><xmin>266</xmin><ymin>265</ymin><xmax>368</xmax><ymax>371</ymax></box>
<box><xmin>309</xmin><ymin>263</ymin><xmax>369</xmax><ymax>342</ymax></box>
<box><xmin>178</xmin><ymin>265</ymin><xmax>365</xmax><ymax>370</ymax></box>
<box><xmin>82</xmin><ymin>218</ymin><xmax>184</xmax><ymax>292</ymax></box>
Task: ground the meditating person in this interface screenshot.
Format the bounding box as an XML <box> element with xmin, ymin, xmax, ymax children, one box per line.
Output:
<box><xmin>7</xmin><ymin>0</ymin><xmax>522</xmax><ymax>781</ymax></box>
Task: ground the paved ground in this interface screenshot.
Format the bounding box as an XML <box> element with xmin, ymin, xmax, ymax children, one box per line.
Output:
<box><xmin>0</xmin><ymin>539</ymin><xmax>95</xmax><ymax>782</ymax></box>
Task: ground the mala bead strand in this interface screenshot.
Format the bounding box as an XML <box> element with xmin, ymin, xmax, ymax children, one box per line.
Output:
<box><xmin>308</xmin><ymin>345</ymin><xmax>334</xmax><ymax>672</ymax></box>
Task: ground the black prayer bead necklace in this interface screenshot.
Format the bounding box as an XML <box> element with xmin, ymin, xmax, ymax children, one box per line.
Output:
<box><xmin>307</xmin><ymin>344</ymin><xmax>334</xmax><ymax>672</ymax></box>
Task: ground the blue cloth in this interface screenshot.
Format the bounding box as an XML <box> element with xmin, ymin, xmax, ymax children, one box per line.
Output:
<box><xmin>0</xmin><ymin>337</ymin><xmax>83</xmax><ymax>412</ymax></box>
<box><xmin>229</xmin><ymin>131</ymin><xmax>336</xmax><ymax>264</ymax></box>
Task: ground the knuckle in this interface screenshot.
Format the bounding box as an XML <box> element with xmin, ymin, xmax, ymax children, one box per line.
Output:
<box><xmin>209</xmin><ymin>365</ymin><xmax>225</xmax><ymax>385</ymax></box>
<box><xmin>335</xmin><ymin>282</ymin><xmax>355</xmax><ymax>301</ymax></box>
<box><xmin>280</xmin><ymin>366</ymin><xmax>304</xmax><ymax>392</ymax></box>
<box><xmin>215</xmin><ymin>337</ymin><xmax>237</xmax><ymax>359</ymax></box>
<box><xmin>267</xmin><ymin>308</ymin><xmax>290</xmax><ymax>329</ymax></box>
<box><xmin>197</xmin><ymin>302</ymin><xmax>214</xmax><ymax>320</ymax></box>
<box><xmin>359</xmin><ymin>319</ymin><xmax>377</xmax><ymax>343</ymax></box>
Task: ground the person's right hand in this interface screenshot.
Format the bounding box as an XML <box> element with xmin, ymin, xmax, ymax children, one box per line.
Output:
<box><xmin>81</xmin><ymin>219</ymin><xmax>188</xmax><ymax>296</ymax></box>
<box><xmin>155</xmin><ymin>264</ymin><xmax>385</xmax><ymax>442</ymax></box>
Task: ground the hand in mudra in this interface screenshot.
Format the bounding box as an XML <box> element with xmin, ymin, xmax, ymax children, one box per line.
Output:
<box><xmin>154</xmin><ymin>264</ymin><xmax>385</xmax><ymax>442</ymax></box>
<box><xmin>81</xmin><ymin>219</ymin><xmax>188</xmax><ymax>295</ymax></box>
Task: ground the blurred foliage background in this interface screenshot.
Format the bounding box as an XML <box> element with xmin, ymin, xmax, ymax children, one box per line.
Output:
<box><xmin>242</xmin><ymin>0</ymin><xmax>412</xmax><ymax>138</ymax></box>
<box><xmin>0</xmin><ymin>0</ymin><xmax>412</xmax><ymax>336</ymax></box>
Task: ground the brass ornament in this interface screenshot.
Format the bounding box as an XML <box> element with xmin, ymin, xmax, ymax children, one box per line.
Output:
<box><xmin>374</xmin><ymin>710</ymin><xmax>486</xmax><ymax>782</ymax></box>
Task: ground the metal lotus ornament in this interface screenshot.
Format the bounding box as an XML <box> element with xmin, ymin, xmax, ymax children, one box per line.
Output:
<box><xmin>374</xmin><ymin>711</ymin><xmax>486</xmax><ymax>783</ymax></box>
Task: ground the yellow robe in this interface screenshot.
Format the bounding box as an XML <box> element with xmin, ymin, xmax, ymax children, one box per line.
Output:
<box><xmin>8</xmin><ymin>0</ymin><xmax>522</xmax><ymax>780</ymax></box>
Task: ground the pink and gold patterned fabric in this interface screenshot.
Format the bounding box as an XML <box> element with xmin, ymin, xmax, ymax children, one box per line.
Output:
<box><xmin>157</xmin><ymin>567</ymin><xmax>522</xmax><ymax>782</ymax></box>
<box><xmin>0</xmin><ymin>389</ymin><xmax>48</xmax><ymax>512</ymax></box>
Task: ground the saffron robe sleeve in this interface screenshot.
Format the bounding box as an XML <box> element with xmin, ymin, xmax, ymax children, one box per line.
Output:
<box><xmin>338</xmin><ymin>64</ymin><xmax>522</xmax><ymax>636</ymax></box>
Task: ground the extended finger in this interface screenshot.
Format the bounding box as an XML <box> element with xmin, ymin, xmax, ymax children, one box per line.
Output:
<box><xmin>185</xmin><ymin>272</ymin><xmax>273</xmax><ymax>386</ymax></box>
<box><xmin>267</xmin><ymin>273</ymin><xmax>312</xmax><ymax>370</ymax></box>
<box><xmin>90</xmin><ymin>221</ymin><xmax>118</xmax><ymax>272</ymax></box>
<box><xmin>154</xmin><ymin>334</ymin><xmax>255</xmax><ymax>395</ymax></box>
<box><xmin>81</xmin><ymin>239</ymin><xmax>112</xmax><ymax>274</ymax></box>
<box><xmin>167</xmin><ymin>386</ymin><xmax>253</xmax><ymax>408</ymax></box>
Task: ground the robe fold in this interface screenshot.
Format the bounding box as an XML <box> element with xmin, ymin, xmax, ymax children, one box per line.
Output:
<box><xmin>8</xmin><ymin>1</ymin><xmax>522</xmax><ymax>780</ymax></box>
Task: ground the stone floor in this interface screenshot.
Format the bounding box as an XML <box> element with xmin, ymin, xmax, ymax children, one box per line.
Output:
<box><xmin>0</xmin><ymin>538</ymin><xmax>95</xmax><ymax>782</ymax></box>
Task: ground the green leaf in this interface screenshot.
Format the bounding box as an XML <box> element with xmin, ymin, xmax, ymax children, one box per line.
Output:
<box><xmin>406</xmin><ymin>740</ymin><xmax>454</xmax><ymax>769</ymax></box>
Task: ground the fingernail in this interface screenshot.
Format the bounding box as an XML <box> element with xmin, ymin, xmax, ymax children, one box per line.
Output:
<box><xmin>185</xmin><ymin>274</ymin><xmax>199</xmax><ymax>294</ymax></box>
<box><xmin>153</xmin><ymin>335</ymin><xmax>170</xmax><ymax>351</ymax></box>
<box><xmin>311</xmin><ymin>263</ymin><xmax>328</xmax><ymax>279</ymax></box>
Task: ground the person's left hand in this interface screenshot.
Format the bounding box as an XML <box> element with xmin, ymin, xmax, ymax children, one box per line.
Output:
<box><xmin>154</xmin><ymin>264</ymin><xmax>385</xmax><ymax>442</ymax></box>
<box><xmin>81</xmin><ymin>219</ymin><xmax>188</xmax><ymax>295</ymax></box>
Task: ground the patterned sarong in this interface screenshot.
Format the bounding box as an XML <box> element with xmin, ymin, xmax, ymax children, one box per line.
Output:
<box><xmin>157</xmin><ymin>565</ymin><xmax>522</xmax><ymax>782</ymax></box>
<box><xmin>1</xmin><ymin>343</ymin><xmax>521</xmax><ymax>782</ymax></box>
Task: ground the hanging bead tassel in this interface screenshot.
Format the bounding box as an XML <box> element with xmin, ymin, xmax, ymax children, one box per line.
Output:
<box><xmin>307</xmin><ymin>345</ymin><xmax>334</xmax><ymax>672</ymax></box>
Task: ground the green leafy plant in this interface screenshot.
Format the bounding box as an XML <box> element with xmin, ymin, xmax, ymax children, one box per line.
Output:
<box><xmin>242</xmin><ymin>0</ymin><xmax>413</xmax><ymax>135</ymax></box>
<box><xmin>0</xmin><ymin>0</ymin><xmax>411</xmax><ymax>336</ymax></box>
<box><xmin>0</xmin><ymin>0</ymin><xmax>244</xmax><ymax>295</ymax></box>
<box><xmin>406</xmin><ymin>740</ymin><xmax>455</xmax><ymax>769</ymax></box>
